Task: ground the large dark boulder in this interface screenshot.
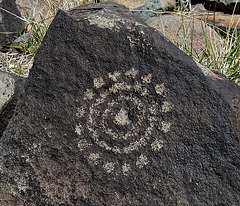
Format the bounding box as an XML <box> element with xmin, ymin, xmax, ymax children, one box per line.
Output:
<box><xmin>0</xmin><ymin>71</ymin><xmax>25</xmax><ymax>137</ymax></box>
<box><xmin>0</xmin><ymin>2</ymin><xmax>239</xmax><ymax>205</ymax></box>
<box><xmin>0</xmin><ymin>0</ymin><xmax>25</xmax><ymax>50</ymax></box>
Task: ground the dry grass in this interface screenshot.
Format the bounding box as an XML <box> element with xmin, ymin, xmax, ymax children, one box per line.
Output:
<box><xmin>180</xmin><ymin>12</ymin><xmax>240</xmax><ymax>84</ymax></box>
<box><xmin>0</xmin><ymin>52</ymin><xmax>34</xmax><ymax>77</ymax></box>
<box><xmin>0</xmin><ymin>0</ymin><xmax>93</xmax><ymax>77</ymax></box>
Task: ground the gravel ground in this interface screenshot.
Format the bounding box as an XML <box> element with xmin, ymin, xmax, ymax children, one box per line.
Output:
<box><xmin>0</xmin><ymin>51</ymin><xmax>34</xmax><ymax>77</ymax></box>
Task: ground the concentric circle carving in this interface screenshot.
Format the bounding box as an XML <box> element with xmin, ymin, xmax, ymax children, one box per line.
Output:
<box><xmin>75</xmin><ymin>68</ymin><xmax>173</xmax><ymax>175</ymax></box>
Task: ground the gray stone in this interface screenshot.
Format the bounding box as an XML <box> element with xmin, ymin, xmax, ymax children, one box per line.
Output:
<box><xmin>146</xmin><ymin>14</ymin><xmax>223</xmax><ymax>58</ymax></box>
<box><xmin>0</xmin><ymin>2</ymin><xmax>239</xmax><ymax>205</ymax></box>
<box><xmin>0</xmin><ymin>0</ymin><xmax>25</xmax><ymax>50</ymax></box>
<box><xmin>0</xmin><ymin>71</ymin><xmax>25</xmax><ymax>137</ymax></box>
<box><xmin>132</xmin><ymin>0</ymin><xmax>176</xmax><ymax>21</ymax></box>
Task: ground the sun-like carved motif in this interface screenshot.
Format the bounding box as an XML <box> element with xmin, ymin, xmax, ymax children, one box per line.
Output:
<box><xmin>75</xmin><ymin>68</ymin><xmax>173</xmax><ymax>175</ymax></box>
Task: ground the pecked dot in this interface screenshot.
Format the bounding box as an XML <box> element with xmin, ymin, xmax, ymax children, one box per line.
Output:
<box><xmin>161</xmin><ymin>121</ymin><xmax>171</xmax><ymax>133</ymax></box>
<box><xmin>136</xmin><ymin>154</ymin><xmax>149</xmax><ymax>169</ymax></box>
<box><xmin>108</xmin><ymin>71</ymin><xmax>121</xmax><ymax>82</ymax></box>
<box><xmin>155</xmin><ymin>83</ymin><xmax>166</xmax><ymax>96</ymax></box>
<box><xmin>125</xmin><ymin>68</ymin><xmax>138</xmax><ymax>78</ymax></box>
<box><xmin>122</xmin><ymin>163</ymin><xmax>131</xmax><ymax>175</ymax></box>
<box><xmin>151</xmin><ymin>139</ymin><xmax>164</xmax><ymax>151</ymax></box>
<box><xmin>94</xmin><ymin>77</ymin><xmax>105</xmax><ymax>88</ymax></box>
<box><xmin>103</xmin><ymin>162</ymin><xmax>115</xmax><ymax>173</ymax></box>
<box><xmin>141</xmin><ymin>73</ymin><xmax>152</xmax><ymax>83</ymax></box>
<box><xmin>88</xmin><ymin>153</ymin><xmax>100</xmax><ymax>165</ymax></box>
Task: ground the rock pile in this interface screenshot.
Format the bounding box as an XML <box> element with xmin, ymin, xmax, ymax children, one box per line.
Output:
<box><xmin>0</xmin><ymin>2</ymin><xmax>239</xmax><ymax>205</ymax></box>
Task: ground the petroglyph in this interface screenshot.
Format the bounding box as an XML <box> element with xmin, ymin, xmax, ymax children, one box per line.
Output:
<box><xmin>75</xmin><ymin>124</ymin><xmax>82</xmax><ymax>136</ymax></box>
<box><xmin>161</xmin><ymin>101</ymin><xmax>173</xmax><ymax>113</ymax></box>
<box><xmin>78</xmin><ymin>139</ymin><xmax>91</xmax><ymax>151</ymax></box>
<box><xmin>103</xmin><ymin>162</ymin><xmax>115</xmax><ymax>173</ymax></box>
<box><xmin>75</xmin><ymin>68</ymin><xmax>173</xmax><ymax>175</ymax></box>
<box><xmin>84</xmin><ymin>89</ymin><xmax>95</xmax><ymax>100</ymax></box>
<box><xmin>122</xmin><ymin>163</ymin><xmax>131</xmax><ymax>175</ymax></box>
<box><xmin>76</xmin><ymin>107</ymin><xmax>85</xmax><ymax>118</ymax></box>
<box><xmin>87</xmin><ymin>14</ymin><xmax>145</xmax><ymax>31</ymax></box>
<box><xmin>136</xmin><ymin>154</ymin><xmax>149</xmax><ymax>169</ymax></box>
<box><xmin>142</xmin><ymin>73</ymin><xmax>152</xmax><ymax>83</ymax></box>
<box><xmin>151</xmin><ymin>139</ymin><xmax>164</xmax><ymax>151</ymax></box>
<box><xmin>108</xmin><ymin>71</ymin><xmax>120</xmax><ymax>82</ymax></box>
<box><xmin>94</xmin><ymin>77</ymin><xmax>105</xmax><ymax>88</ymax></box>
<box><xmin>88</xmin><ymin>153</ymin><xmax>100</xmax><ymax>165</ymax></box>
<box><xmin>155</xmin><ymin>83</ymin><xmax>166</xmax><ymax>96</ymax></box>
<box><xmin>125</xmin><ymin>68</ymin><xmax>138</xmax><ymax>78</ymax></box>
<box><xmin>114</xmin><ymin>108</ymin><xmax>130</xmax><ymax>126</ymax></box>
<box><xmin>161</xmin><ymin>121</ymin><xmax>171</xmax><ymax>133</ymax></box>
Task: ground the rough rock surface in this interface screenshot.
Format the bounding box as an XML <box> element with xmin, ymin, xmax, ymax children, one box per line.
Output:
<box><xmin>0</xmin><ymin>0</ymin><xmax>25</xmax><ymax>50</ymax></box>
<box><xmin>0</xmin><ymin>71</ymin><xmax>25</xmax><ymax>137</ymax></box>
<box><xmin>146</xmin><ymin>14</ymin><xmax>223</xmax><ymax>57</ymax></box>
<box><xmin>196</xmin><ymin>62</ymin><xmax>240</xmax><ymax>136</ymax></box>
<box><xmin>0</xmin><ymin>2</ymin><xmax>239</xmax><ymax>205</ymax></box>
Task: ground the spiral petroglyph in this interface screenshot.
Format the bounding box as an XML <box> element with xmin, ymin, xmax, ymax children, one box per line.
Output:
<box><xmin>75</xmin><ymin>68</ymin><xmax>173</xmax><ymax>175</ymax></box>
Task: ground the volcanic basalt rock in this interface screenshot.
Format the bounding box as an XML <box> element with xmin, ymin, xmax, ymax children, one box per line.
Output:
<box><xmin>0</xmin><ymin>2</ymin><xmax>239</xmax><ymax>205</ymax></box>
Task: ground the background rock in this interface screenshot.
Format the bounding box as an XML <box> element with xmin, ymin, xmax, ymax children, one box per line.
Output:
<box><xmin>0</xmin><ymin>71</ymin><xmax>25</xmax><ymax>137</ymax></box>
<box><xmin>0</xmin><ymin>71</ymin><xmax>24</xmax><ymax>138</ymax></box>
<box><xmin>0</xmin><ymin>2</ymin><xmax>239</xmax><ymax>205</ymax></box>
<box><xmin>106</xmin><ymin>0</ymin><xmax>147</xmax><ymax>9</ymax></box>
<box><xmin>192</xmin><ymin>0</ymin><xmax>240</xmax><ymax>14</ymax></box>
<box><xmin>16</xmin><ymin>0</ymin><xmax>147</xmax><ymax>20</ymax></box>
<box><xmin>0</xmin><ymin>0</ymin><xmax>25</xmax><ymax>50</ymax></box>
<box><xmin>132</xmin><ymin>0</ymin><xmax>176</xmax><ymax>21</ymax></box>
<box><xmin>146</xmin><ymin>14</ymin><xmax>223</xmax><ymax>57</ymax></box>
<box><xmin>194</xmin><ymin>10</ymin><xmax>240</xmax><ymax>36</ymax></box>
<box><xmin>0</xmin><ymin>72</ymin><xmax>15</xmax><ymax>113</ymax></box>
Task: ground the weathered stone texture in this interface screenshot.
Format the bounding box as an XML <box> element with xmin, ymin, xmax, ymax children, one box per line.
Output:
<box><xmin>0</xmin><ymin>2</ymin><xmax>239</xmax><ymax>205</ymax></box>
<box><xmin>0</xmin><ymin>71</ymin><xmax>25</xmax><ymax>137</ymax></box>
